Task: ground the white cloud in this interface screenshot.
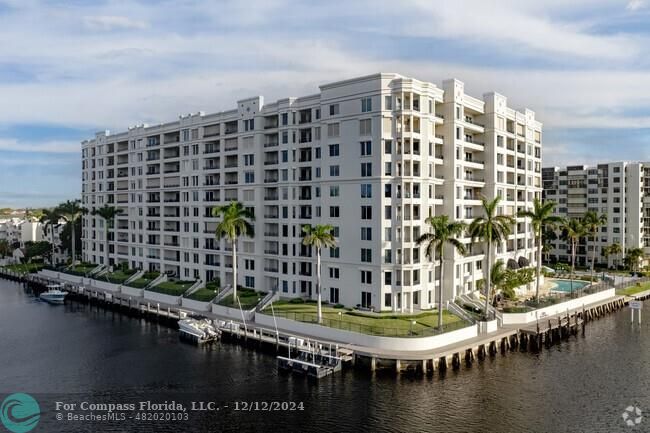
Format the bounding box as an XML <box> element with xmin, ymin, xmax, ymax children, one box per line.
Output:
<box><xmin>0</xmin><ymin>138</ymin><xmax>80</xmax><ymax>154</ymax></box>
<box><xmin>626</xmin><ymin>0</ymin><xmax>646</xmax><ymax>10</ymax></box>
<box><xmin>82</xmin><ymin>15</ymin><xmax>148</xmax><ymax>31</ymax></box>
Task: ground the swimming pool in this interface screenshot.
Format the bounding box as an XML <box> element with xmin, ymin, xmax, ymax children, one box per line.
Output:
<box><xmin>550</xmin><ymin>279</ymin><xmax>589</xmax><ymax>293</ymax></box>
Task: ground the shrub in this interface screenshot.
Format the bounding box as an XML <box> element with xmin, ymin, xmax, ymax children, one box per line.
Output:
<box><xmin>289</xmin><ymin>298</ymin><xmax>305</xmax><ymax>304</ymax></box>
<box><xmin>333</xmin><ymin>303</ymin><xmax>345</xmax><ymax>309</ymax></box>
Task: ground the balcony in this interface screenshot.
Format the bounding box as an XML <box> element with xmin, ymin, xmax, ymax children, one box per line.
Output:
<box><xmin>224</xmin><ymin>121</ymin><xmax>238</xmax><ymax>135</ymax></box>
<box><xmin>264</xmin><ymin>115</ymin><xmax>279</xmax><ymax>130</ymax></box>
<box><xmin>264</xmin><ymin>134</ymin><xmax>279</xmax><ymax>148</ymax></box>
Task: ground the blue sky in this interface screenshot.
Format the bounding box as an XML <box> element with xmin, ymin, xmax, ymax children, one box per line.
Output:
<box><xmin>2</xmin><ymin>0</ymin><xmax>650</xmax><ymax>207</ymax></box>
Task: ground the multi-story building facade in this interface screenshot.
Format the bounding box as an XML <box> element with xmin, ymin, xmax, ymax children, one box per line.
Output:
<box><xmin>81</xmin><ymin>73</ymin><xmax>542</xmax><ymax>312</ymax></box>
<box><xmin>542</xmin><ymin>162</ymin><xmax>650</xmax><ymax>267</ymax></box>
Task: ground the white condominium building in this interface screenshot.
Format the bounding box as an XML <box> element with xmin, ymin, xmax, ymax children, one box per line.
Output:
<box><xmin>542</xmin><ymin>162</ymin><xmax>650</xmax><ymax>267</ymax></box>
<box><xmin>81</xmin><ymin>73</ymin><xmax>542</xmax><ymax>312</ymax></box>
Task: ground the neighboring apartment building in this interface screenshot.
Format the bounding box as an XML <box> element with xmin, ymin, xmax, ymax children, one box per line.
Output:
<box><xmin>81</xmin><ymin>73</ymin><xmax>542</xmax><ymax>312</ymax></box>
<box><xmin>0</xmin><ymin>218</ymin><xmax>43</xmax><ymax>245</ymax></box>
<box><xmin>542</xmin><ymin>162</ymin><xmax>650</xmax><ymax>267</ymax></box>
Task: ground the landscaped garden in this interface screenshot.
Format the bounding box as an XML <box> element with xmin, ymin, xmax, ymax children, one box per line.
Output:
<box><xmin>102</xmin><ymin>268</ymin><xmax>138</xmax><ymax>284</ymax></box>
<box><xmin>618</xmin><ymin>281</ymin><xmax>650</xmax><ymax>297</ymax></box>
<box><xmin>65</xmin><ymin>263</ymin><xmax>98</xmax><ymax>276</ymax></box>
<box><xmin>187</xmin><ymin>288</ymin><xmax>218</xmax><ymax>302</ymax></box>
<box><xmin>1</xmin><ymin>262</ymin><xmax>44</xmax><ymax>274</ymax></box>
<box><xmin>218</xmin><ymin>287</ymin><xmax>265</xmax><ymax>309</ymax></box>
<box><xmin>148</xmin><ymin>279</ymin><xmax>195</xmax><ymax>296</ymax></box>
<box><xmin>125</xmin><ymin>271</ymin><xmax>160</xmax><ymax>289</ymax></box>
<box><xmin>264</xmin><ymin>299</ymin><xmax>466</xmax><ymax>337</ymax></box>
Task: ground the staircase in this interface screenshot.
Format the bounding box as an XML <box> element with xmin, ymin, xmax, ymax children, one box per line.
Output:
<box><xmin>256</xmin><ymin>290</ymin><xmax>279</xmax><ymax>312</ymax></box>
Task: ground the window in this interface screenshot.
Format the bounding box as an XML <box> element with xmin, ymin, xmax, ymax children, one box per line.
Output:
<box><xmin>361</xmin><ymin>270</ymin><xmax>372</xmax><ymax>284</ymax></box>
<box><xmin>361</xmin><ymin>162</ymin><xmax>372</xmax><ymax>177</ymax></box>
<box><xmin>384</xmin><ymin>139</ymin><xmax>392</xmax><ymax>154</ymax></box>
<box><xmin>329</xmin><ymin>104</ymin><xmax>339</xmax><ymax>116</ymax></box>
<box><xmin>244</xmin><ymin>171</ymin><xmax>254</xmax><ymax>183</ymax></box>
<box><xmin>330</xmin><ymin>247</ymin><xmax>340</xmax><ymax>258</ymax></box>
<box><xmin>384</xmin><ymin>249</ymin><xmax>392</xmax><ymax>263</ymax></box>
<box><xmin>361</xmin><ymin>227</ymin><xmax>372</xmax><ymax>241</ymax></box>
<box><xmin>329</xmin><ymin>287</ymin><xmax>339</xmax><ymax>304</ymax></box>
<box><xmin>245</xmin><ymin>276</ymin><xmax>255</xmax><ymax>288</ymax></box>
<box><xmin>359</xmin><ymin>119</ymin><xmax>372</xmax><ymax>136</ymax></box>
<box><xmin>330</xmin><ymin>165</ymin><xmax>340</xmax><ymax>177</ymax></box>
<box><xmin>330</xmin><ymin>185</ymin><xmax>340</xmax><ymax>197</ymax></box>
<box><xmin>384</xmin><ymin>184</ymin><xmax>391</xmax><ymax>198</ymax></box>
<box><xmin>361</xmin><ymin>205</ymin><xmax>372</xmax><ymax>220</ymax></box>
<box><xmin>330</xmin><ymin>206</ymin><xmax>340</xmax><ymax>218</ymax></box>
<box><xmin>384</xmin><ymin>95</ymin><xmax>392</xmax><ymax>110</ymax></box>
<box><xmin>384</xmin><ymin>205</ymin><xmax>392</xmax><ymax>220</ymax></box>
<box><xmin>384</xmin><ymin>162</ymin><xmax>392</xmax><ymax>176</ymax></box>
<box><xmin>361</xmin><ymin>248</ymin><xmax>372</xmax><ymax>263</ymax></box>
<box><xmin>281</xmin><ymin>113</ymin><xmax>288</xmax><ymax>125</ymax></box>
<box><xmin>244</xmin><ymin>154</ymin><xmax>254</xmax><ymax>166</ymax></box>
<box><xmin>327</xmin><ymin>123</ymin><xmax>340</xmax><ymax>138</ymax></box>
<box><xmin>361</xmin><ymin>97</ymin><xmax>372</xmax><ymax>112</ymax></box>
<box><xmin>329</xmin><ymin>144</ymin><xmax>340</xmax><ymax>156</ymax></box>
<box><xmin>361</xmin><ymin>292</ymin><xmax>371</xmax><ymax>308</ymax></box>
<box><xmin>360</xmin><ymin>141</ymin><xmax>372</xmax><ymax>156</ymax></box>
<box><xmin>361</xmin><ymin>184</ymin><xmax>372</xmax><ymax>198</ymax></box>
<box><xmin>329</xmin><ymin>267</ymin><xmax>340</xmax><ymax>279</ymax></box>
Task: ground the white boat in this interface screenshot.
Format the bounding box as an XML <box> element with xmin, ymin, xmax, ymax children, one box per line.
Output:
<box><xmin>178</xmin><ymin>317</ymin><xmax>220</xmax><ymax>343</ymax></box>
<box><xmin>39</xmin><ymin>284</ymin><xmax>68</xmax><ymax>304</ymax></box>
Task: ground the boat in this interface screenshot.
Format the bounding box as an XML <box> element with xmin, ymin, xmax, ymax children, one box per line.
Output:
<box><xmin>178</xmin><ymin>316</ymin><xmax>220</xmax><ymax>343</ymax></box>
<box><xmin>39</xmin><ymin>284</ymin><xmax>68</xmax><ymax>305</ymax></box>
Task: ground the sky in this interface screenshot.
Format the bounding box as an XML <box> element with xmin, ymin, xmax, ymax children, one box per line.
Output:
<box><xmin>1</xmin><ymin>0</ymin><xmax>650</xmax><ymax>207</ymax></box>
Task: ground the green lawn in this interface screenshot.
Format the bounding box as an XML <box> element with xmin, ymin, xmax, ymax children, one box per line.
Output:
<box><xmin>218</xmin><ymin>287</ymin><xmax>265</xmax><ymax>309</ymax></box>
<box><xmin>187</xmin><ymin>288</ymin><xmax>218</xmax><ymax>302</ymax></box>
<box><xmin>125</xmin><ymin>272</ymin><xmax>160</xmax><ymax>289</ymax></box>
<box><xmin>1</xmin><ymin>263</ymin><xmax>44</xmax><ymax>274</ymax></box>
<box><xmin>148</xmin><ymin>280</ymin><xmax>195</xmax><ymax>296</ymax></box>
<box><xmin>65</xmin><ymin>263</ymin><xmax>97</xmax><ymax>276</ymax></box>
<box><xmin>103</xmin><ymin>269</ymin><xmax>137</xmax><ymax>284</ymax></box>
<box><xmin>618</xmin><ymin>282</ymin><xmax>650</xmax><ymax>296</ymax></box>
<box><xmin>264</xmin><ymin>301</ymin><xmax>466</xmax><ymax>337</ymax></box>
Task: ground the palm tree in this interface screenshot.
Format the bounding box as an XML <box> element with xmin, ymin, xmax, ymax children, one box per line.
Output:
<box><xmin>56</xmin><ymin>199</ymin><xmax>85</xmax><ymax>266</ymax></box>
<box><xmin>542</xmin><ymin>226</ymin><xmax>558</xmax><ymax>263</ymax></box>
<box><xmin>608</xmin><ymin>242</ymin><xmax>622</xmax><ymax>270</ymax></box>
<box><xmin>212</xmin><ymin>201</ymin><xmax>255</xmax><ymax>302</ymax></box>
<box><xmin>416</xmin><ymin>215</ymin><xmax>467</xmax><ymax>329</ymax></box>
<box><xmin>92</xmin><ymin>205</ymin><xmax>123</xmax><ymax>267</ymax></box>
<box><xmin>468</xmin><ymin>196</ymin><xmax>515</xmax><ymax>321</ymax></box>
<box><xmin>560</xmin><ymin>218</ymin><xmax>587</xmax><ymax>295</ymax></box>
<box><xmin>582</xmin><ymin>211</ymin><xmax>607</xmax><ymax>283</ymax></box>
<box><xmin>489</xmin><ymin>260</ymin><xmax>508</xmax><ymax>302</ymax></box>
<box><xmin>0</xmin><ymin>239</ymin><xmax>11</xmax><ymax>258</ymax></box>
<box><xmin>518</xmin><ymin>198</ymin><xmax>562</xmax><ymax>302</ymax></box>
<box><xmin>625</xmin><ymin>247</ymin><xmax>645</xmax><ymax>273</ymax></box>
<box><xmin>39</xmin><ymin>209</ymin><xmax>62</xmax><ymax>265</ymax></box>
<box><xmin>302</xmin><ymin>224</ymin><xmax>336</xmax><ymax>324</ymax></box>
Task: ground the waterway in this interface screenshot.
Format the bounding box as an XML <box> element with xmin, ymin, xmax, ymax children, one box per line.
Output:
<box><xmin>1</xmin><ymin>279</ymin><xmax>649</xmax><ymax>432</ymax></box>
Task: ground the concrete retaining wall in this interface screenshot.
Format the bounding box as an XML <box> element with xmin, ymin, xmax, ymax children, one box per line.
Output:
<box><xmin>501</xmin><ymin>288</ymin><xmax>616</xmax><ymax>325</ymax></box>
<box><xmin>39</xmin><ymin>269</ymin><xmax>84</xmax><ymax>284</ymax></box>
<box><xmin>181</xmin><ymin>298</ymin><xmax>211</xmax><ymax>312</ymax></box>
<box><xmin>121</xmin><ymin>286</ymin><xmax>144</xmax><ymax>297</ymax></box>
<box><xmin>211</xmin><ymin>303</ymin><xmax>255</xmax><ymax>321</ymax></box>
<box><xmin>143</xmin><ymin>290</ymin><xmax>181</xmax><ymax>305</ymax></box>
<box><xmin>88</xmin><ymin>280</ymin><xmax>120</xmax><ymax>292</ymax></box>
<box><xmin>254</xmin><ymin>313</ymin><xmax>479</xmax><ymax>352</ymax></box>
